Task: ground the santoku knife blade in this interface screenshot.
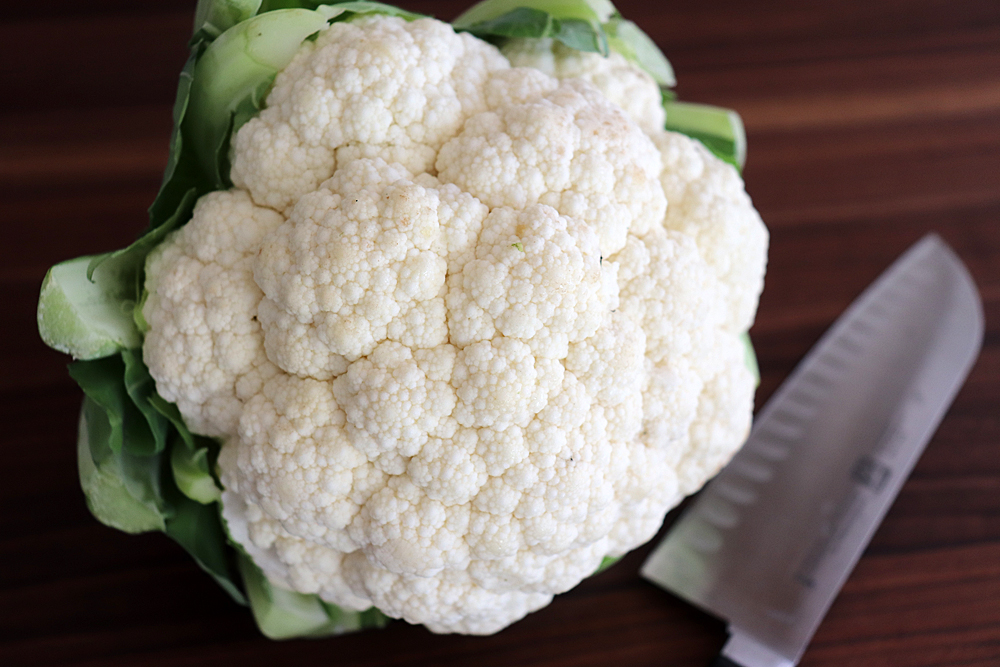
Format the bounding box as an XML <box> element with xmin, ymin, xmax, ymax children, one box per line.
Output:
<box><xmin>641</xmin><ymin>234</ymin><xmax>984</xmax><ymax>667</ymax></box>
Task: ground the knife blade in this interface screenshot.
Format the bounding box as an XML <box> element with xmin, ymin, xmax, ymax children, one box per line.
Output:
<box><xmin>640</xmin><ymin>234</ymin><xmax>984</xmax><ymax>667</ymax></box>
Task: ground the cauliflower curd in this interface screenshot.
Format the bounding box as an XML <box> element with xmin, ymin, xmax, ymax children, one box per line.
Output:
<box><xmin>141</xmin><ymin>15</ymin><xmax>768</xmax><ymax>634</ymax></box>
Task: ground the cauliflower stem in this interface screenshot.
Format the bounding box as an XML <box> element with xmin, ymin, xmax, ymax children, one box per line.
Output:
<box><xmin>37</xmin><ymin>0</ymin><xmax>765</xmax><ymax>639</ymax></box>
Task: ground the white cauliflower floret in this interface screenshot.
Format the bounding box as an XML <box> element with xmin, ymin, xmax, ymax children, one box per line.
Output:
<box><xmin>677</xmin><ymin>328</ymin><xmax>757</xmax><ymax>494</ymax></box>
<box><xmin>452</xmin><ymin>337</ymin><xmax>562</xmax><ymax>431</ymax></box>
<box><xmin>346</xmin><ymin>559</ymin><xmax>552</xmax><ymax>635</ymax></box>
<box><xmin>231</xmin><ymin>16</ymin><xmax>509</xmax><ymax>213</ymax></box>
<box><xmin>565</xmin><ymin>311</ymin><xmax>645</xmax><ymax>442</ymax></box>
<box><xmin>654</xmin><ymin>130</ymin><xmax>769</xmax><ymax>332</ymax></box>
<box><xmin>142</xmin><ymin>14</ymin><xmax>768</xmax><ymax>636</ymax></box>
<box><xmin>437</xmin><ymin>78</ymin><xmax>666</xmax><ymax>257</ymax></box>
<box><xmin>446</xmin><ymin>204</ymin><xmax>615</xmax><ymax>358</ymax></box>
<box><xmin>502</xmin><ymin>42</ymin><xmax>768</xmax><ymax>333</ymax></box>
<box><xmin>501</xmin><ymin>37</ymin><xmax>666</xmax><ymax>133</ymax></box>
<box><xmin>143</xmin><ymin>190</ymin><xmax>283</xmax><ymax>436</ymax></box>
<box><xmin>254</xmin><ymin>158</ymin><xmax>487</xmax><ymax>378</ymax></box>
<box><xmin>334</xmin><ymin>341</ymin><xmax>457</xmax><ymax>474</ymax></box>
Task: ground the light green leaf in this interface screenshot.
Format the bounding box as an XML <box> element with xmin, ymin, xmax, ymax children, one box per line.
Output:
<box><xmin>551</xmin><ymin>17</ymin><xmax>605</xmax><ymax>53</ymax></box>
<box><xmin>148</xmin><ymin>394</ymin><xmax>223</xmax><ymax>504</ymax></box>
<box><xmin>238</xmin><ymin>554</ymin><xmax>389</xmax><ymax>639</ymax></box>
<box><xmin>466</xmin><ymin>7</ymin><xmax>606</xmax><ymax>54</ymax></box>
<box><xmin>467</xmin><ymin>10</ymin><xmax>604</xmax><ymax>54</ymax></box>
<box><xmin>72</xmin><ymin>355</ymin><xmax>243</xmax><ymax>602</ymax></box>
<box><xmin>741</xmin><ymin>331</ymin><xmax>760</xmax><ymax>386</ymax></box>
<box><xmin>89</xmin><ymin>186</ymin><xmax>198</xmax><ymax>320</ymax></box>
<box><xmin>258</xmin><ymin>0</ymin><xmax>308</xmax><ymax>9</ymax></box>
<box><xmin>593</xmin><ymin>554</ymin><xmax>621</xmax><ymax>574</ymax></box>
<box><xmin>455</xmin><ymin>0</ymin><xmax>614</xmax><ymax>28</ymax></box>
<box><xmin>239</xmin><ymin>555</ymin><xmax>339</xmax><ymax>639</ymax></box>
<box><xmin>194</xmin><ymin>0</ymin><xmax>263</xmax><ymax>39</ymax></box>
<box><xmin>454</xmin><ymin>0</ymin><xmax>611</xmax><ymax>54</ymax></box>
<box><xmin>165</xmin><ymin>498</ymin><xmax>248</xmax><ymax>605</ymax></box>
<box><xmin>77</xmin><ymin>398</ymin><xmax>168</xmax><ymax>533</ymax></box>
<box><xmin>605</xmin><ymin>16</ymin><xmax>675</xmax><ymax>87</ymax></box>
<box><xmin>460</xmin><ymin>6</ymin><xmax>554</xmax><ymax>36</ymax></box>
<box><xmin>133</xmin><ymin>288</ymin><xmax>151</xmax><ymax>335</ymax></box>
<box><xmin>148</xmin><ymin>54</ymin><xmax>203</xmax><ymax>230</ymax></box>
<box><xmin>313</xmin><ymin>1</ymin><xmax>426</xmax><ymax>22</ymax></box>
<box><xmin>88</xmin><ymin>187</ymin><xmax>197</xmax><ymax>308</ymax></box>
<box><xmin>185</xmin><ymin>8</ymin><xmax>333</xmax><ymax>189</ymax></box>
<box><xmin>170</xmin><ymin>436</ymin><xmax>222</xmax><ymax>504</ymax></box>
<box><xmin>257</xmin><ymin>0</ymin><xmax>341</xmax><ymax>9</ymax></box>
<box><xmin>40</xmin><ymin>190</ymin><xmax>199</xmax><ymax>363</ymax></box>
<box><xmin>69</xmin><ymin>356</ymin><xmax>173</xmax><ymax>525</ymax></box>
<box><xmin>187</xmin><ymin>3</ymin><xmax>428</xmax><ymax>191</ymax></box>
<box><xmin>320</xmin><ymin>601</ymin><xmax>391</xmax><ymax>633</ymax></box>
<box><xmin>40</xmin><ymin>187</ymin><xmax>192</xmax><ymax>369</ymax></box>
<box><xmin>37</xmin><ymin>255</ymin><xmax>142</xmax><ymax>361</ymax></box>
<box><xmin>663</xmin><ymin>100</ymin><xmax>746</xmax><ymax>170</ymax></box>
<box><xmin>454</xmin><ymin>1</ymin><xmax>675</xmax><ymax>80</ymax></box>
<box><xmin>121</xmin><ymin>349</ymin><xmax>171</xmax><ymax>456</ymax></box>
<box><xmin>69</xmin><ymin>356</ymin><xmax>153</xmax><ymax>455</ymax></box>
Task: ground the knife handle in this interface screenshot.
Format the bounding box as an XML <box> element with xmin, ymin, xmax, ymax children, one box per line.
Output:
<box><xmin>709</xmin><ymin>656</ymin><xmax>742</xmax><ymax>667</ymax></box>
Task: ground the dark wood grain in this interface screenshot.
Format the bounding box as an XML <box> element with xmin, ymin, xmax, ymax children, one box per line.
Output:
<box><xmin>2</xmin><ymin>1</ymin><xmax>998</xmax><ymax>665</ymax></box>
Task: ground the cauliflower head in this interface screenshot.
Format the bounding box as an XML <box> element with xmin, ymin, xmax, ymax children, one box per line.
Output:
<box><xmin>141</xmin><ymin>14</ymin><xmax>768</xmax><ymax>635</ymax></box>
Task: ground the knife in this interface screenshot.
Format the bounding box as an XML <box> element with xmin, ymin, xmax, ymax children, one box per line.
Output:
<box><xmin>640</xmin><ymin>234</ymin><xmax>984</xmax><ymax>667</ymax></box>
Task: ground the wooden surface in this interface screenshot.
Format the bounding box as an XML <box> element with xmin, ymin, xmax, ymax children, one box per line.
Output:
<box><xmin>2</xmin><ymin>1</ymin><xmax>998</xmax><ymax>665</ymax></box>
